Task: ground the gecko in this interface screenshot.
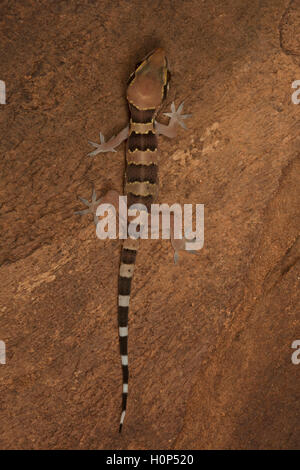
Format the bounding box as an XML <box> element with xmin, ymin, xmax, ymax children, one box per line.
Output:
<box><xmin>76</xmin><ymin>48</ymin><xmax>198</xmax><ymax>432</ymax></box>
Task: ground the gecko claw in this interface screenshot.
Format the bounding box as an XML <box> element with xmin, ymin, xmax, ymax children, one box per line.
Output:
<box><xmin>163</xmin><ymin>101</ymin><xmax>192</xmax><ymax>129</ymax></box>
<box><xmin>75</xmin><ymin>188</ymin><xmax>102</xmax><ymax>225</ymax></box>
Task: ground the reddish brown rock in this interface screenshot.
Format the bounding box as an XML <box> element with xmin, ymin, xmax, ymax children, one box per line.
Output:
<box><xmin>0</xmin><ymin>0</ymin><xmax>299</xmax><ymax>449</ymax></box>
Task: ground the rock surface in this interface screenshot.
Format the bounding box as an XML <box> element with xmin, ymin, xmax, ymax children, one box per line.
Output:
<box><xmin>0</xmin><ymin>0</ymin><xmax>299</xmax><ymax>449</ymax></box>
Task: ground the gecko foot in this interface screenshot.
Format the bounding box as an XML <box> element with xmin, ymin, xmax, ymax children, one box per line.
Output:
<box><xmin>88</xmin><ymin>125</ymin><xmax>129</xmax><ymax>157</ymax></box>
<box><xmin>88</xmin><ymin>132</ymin><xmax>118</xmax><ymax>156</ymax></box>
<box><xmin>163</xmin><ymin>101</ymin><xmax>192</xmax><ymax>130</ymax></box>
<box><xmin>75</xmin><ymin>187</ymin><xmax>102</xmax><ymax>225</ymax></box>
<box><xmin>172</xmin><ymin>232</ymin><xmax>200</xmax><ymax>265</ymax></box>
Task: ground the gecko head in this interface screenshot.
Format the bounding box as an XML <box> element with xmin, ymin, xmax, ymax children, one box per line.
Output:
<box><xmin>127</xmin><ymin>48</ymin><xmax>170</xmax><ymax>111</ymax></box>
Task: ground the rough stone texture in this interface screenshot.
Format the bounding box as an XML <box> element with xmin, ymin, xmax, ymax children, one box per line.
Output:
<box><xmin>0</xmin><ymin>0</ymin><xmax>299</xmax><ymax>450</ymax></box>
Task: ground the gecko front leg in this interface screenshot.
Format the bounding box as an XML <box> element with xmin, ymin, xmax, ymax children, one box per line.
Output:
<box><xmin>88</xmin><ymin>101</ymin><xmax>190</xmax><ymax>156</ymax></box>
<box><xmin>88</xmin><ymin>125</ymin><xmax>129</xmax><ymax>156</ymax></box>
<box><xmin>155</xmin><ymin>101</ymin><xmax>191</xmax><ymax>138</ymax></box>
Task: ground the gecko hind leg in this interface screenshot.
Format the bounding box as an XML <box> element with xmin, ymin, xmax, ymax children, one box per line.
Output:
<box><xmin>75</xmin><ymin>187</ymin><xmax>103</xmax><ymax>225</ymax></box>
<box><xmin>171</xmin><ymin>234</ymin><xmax>200</xmax><ymax>265</ymax></box>
<box><xmin>166</xmin><ymin>214</ymin><xmax>200</xmax><ymax>264</ymax></box>
<box><xmin>75</xmin><ymin>188</ymin><xmax>121</xmax><ymax>226</ymax></box>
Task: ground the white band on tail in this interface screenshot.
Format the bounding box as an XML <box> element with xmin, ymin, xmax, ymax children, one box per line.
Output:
<box><xmin>121</xmin><ymin>355</ymin><xmax>128</xmax><ymax>366</ymax></box>
<box><xmin>118</xmin><ymin>295</ymin><xmax>130</xmax><ymax>307</ymax></box>
<box><xmin>119</xmin><ymin>263</ymin><xmax>135</xmax><ymax>278</ymax></box>
<box><xmin>119</xmin><ymin>326</ymin><xmax>128</xmax><ymax>337</ymax></box>
<box><xmin>120</xmin><ymin>410</ymin><xmax>126</xmax><ymax>425</ymax></box>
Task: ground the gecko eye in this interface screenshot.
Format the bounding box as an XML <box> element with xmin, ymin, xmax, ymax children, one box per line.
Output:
<box><xmin>163</xmin><ymin>70</ymin><xmax>171</xmax><ymax>100</ymax></box>
<box><xmin>127</xmin><ymin>72</ymin><xmax>135</xmax><ymax>86</ymax></box>
<box><xmin>128</xmin><ymin>57</ymin><xmax>146</xmax><ymax>85</ymax></box>
<box><xmin>128</xmin><ymin>60</ymin><xmax>145</xmax><ymax>85</ymax></box>
<box><xmin>163</xmin><ymin>83</ymin><xmax>168</xmax><ymax>100</ymax></box>
<box><xmin>135</xmin><ymin>60</ymin><xmax>143</xmax><ymax>70</ymax></box>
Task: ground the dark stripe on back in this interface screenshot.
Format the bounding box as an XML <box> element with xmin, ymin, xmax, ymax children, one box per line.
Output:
<box><xmin>128</xmin><ymin>132</ymin><xmax>157</xmax><ymax>152</ymax></box>
<box><xmin>129</xmin><ymin>103</ymin><xmax>155</xmax><ymax>123</ymax></box>
<box><xmin>126</xmin><ymin>163</ymin><xmax>158</xmax><ymax>184</ymax></box>
<box><xmin>127</xmin><ymin>193</ymin><xmax>154</xmax><ymax>212</ymax></box>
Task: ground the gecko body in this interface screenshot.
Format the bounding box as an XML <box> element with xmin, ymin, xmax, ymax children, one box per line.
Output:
<box><xmin>76</xmin><ymin>49</ymin><xmax>195</xmax><ymax>432</ymax></box>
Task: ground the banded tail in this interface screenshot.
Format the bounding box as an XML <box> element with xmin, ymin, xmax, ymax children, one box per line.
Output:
<box><xmin>118</xmin><ymin>238</ymin><xmax>139</xmax><ymax>432</ymax></box>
